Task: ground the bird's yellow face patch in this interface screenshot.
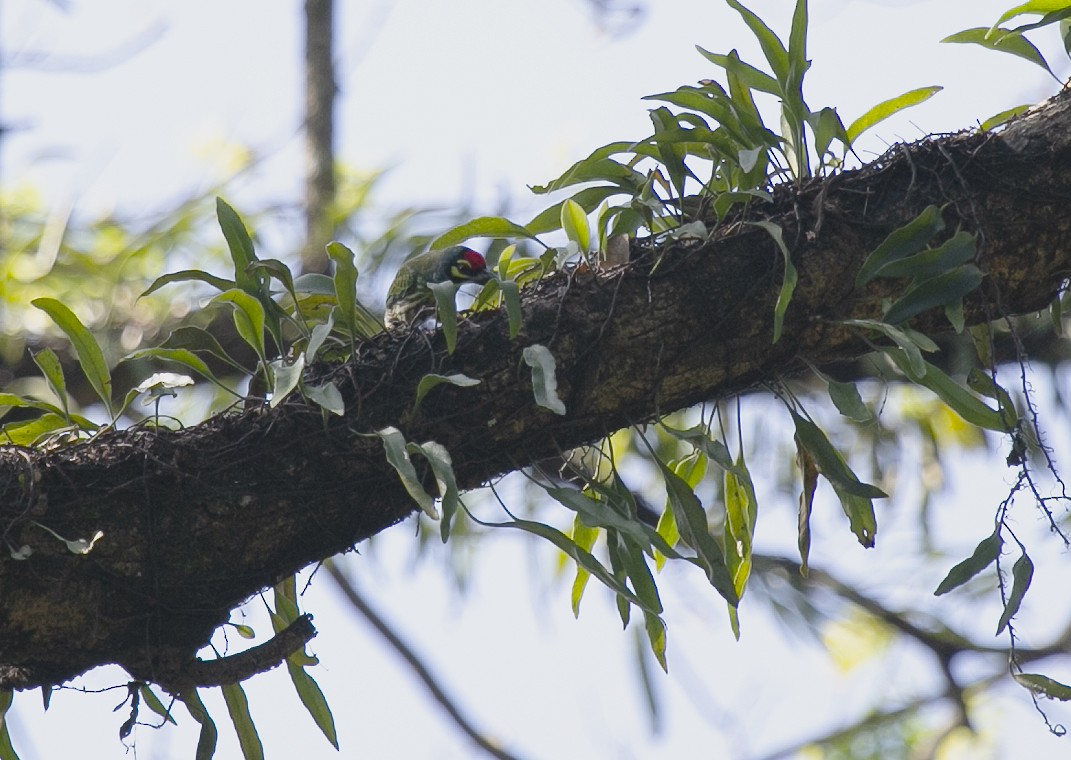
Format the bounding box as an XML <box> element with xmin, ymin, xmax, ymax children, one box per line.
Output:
<box><xmin>451</xmin><ymin>261</ymin><xmax>473</xmax><ymax>279</ymax></box>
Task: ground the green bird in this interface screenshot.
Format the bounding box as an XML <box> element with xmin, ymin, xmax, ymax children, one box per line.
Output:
<box><xmin>385</xmin><ymin>245</ymin><xmax>492</xmax><ymax>329</ymax></box>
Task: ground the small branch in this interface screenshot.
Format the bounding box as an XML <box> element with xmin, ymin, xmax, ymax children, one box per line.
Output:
<box><xmin>160</xmin><ymin>615</ymin><xmax>317</xmax><ymax>692</ymax></box>
<box><xmin>324</xmin><ymin>560</ymin><xmax>528</xmax><ymax>760</ymax></box>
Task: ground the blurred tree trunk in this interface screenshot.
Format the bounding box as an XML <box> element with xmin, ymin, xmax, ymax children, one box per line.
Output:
<box><xmin>301</xmin><ymin>0</ymin><xmax>336</xmax><ymax>273</ymax></box>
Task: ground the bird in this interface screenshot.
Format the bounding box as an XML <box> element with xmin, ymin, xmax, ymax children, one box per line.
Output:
<box><xmin>384</xmin><ymin>245</ymin><xmax>492</xmax><ymax>329</ymax></box>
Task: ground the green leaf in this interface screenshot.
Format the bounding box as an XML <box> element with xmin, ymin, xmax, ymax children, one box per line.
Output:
<box><xmin>139</xmin><ymin>684</ymin><xmax>177</xmax><ymax>725</ymax></box>
<box><xmin>841</xmin><ymin>318</ymin><xmax>936</xmax><ymax>377</ymax></box>
<box><xmin>856</xmin><ymin>205</ymin><xmax>945</xmax><ymax>285</ymax></box>
<box><xmin>428</xmin><ymin>281</ymin><xmax>459</xmax><ymax>354</ymax></box>
<box><xmin>867</xmin><ymin>230</ymin><xmax>977</xmax><ymax>281</ymax></box>
<box><xmin>491</xmin><ymin>517</ymin><xmax>656</xmax><ymax>613</ymax></box>
<box><xmin>141</xmin><ymin>269</ymin><xmax>235</xmax><ymax>299</ymax></box>
<box><xmin>221</xmin><ymin>682</ymin><xmax>264</xmax><ymax>760</ymax></box>
<box><xmin>1013</xmin><ymin>672</ymin><xmax>1071</xmax><ymax>701</ymax></box>
<box><xmin>377</xmin><ymin>427</ymin><xmax>437</xmax><ymax>518</ymax></box>
<box><xmin>643</xmin><ymin>612</ymin><xmax>668</xmax><ymax>673</ymax></box>
<box><xmin>0</xmin><ymin>393</ymin><xmax>65</xmax><ymax>418</ymax></box>
<box><xmin>934</xmin><ymin>530</ymin><xmax>1002</xmax><ymax>596</ymax></box>
<box><xmin>531</xmin><ymin>150</ymin><xmax>648</xmax><ymax>195</ymax></box>
<box><xmin>747</xmin><ymin>221</ymin><xmax>796</xmax><ymax>342</ymax></box>
<box><xmin>407</xmin><ymin>440</ymin><xmax>460</xmax><ymax>542</ymax></box>
<box><xmin>883</xmin><ymin>265</ymin><xmax>984</xmax><ymax>325</ymax></box>
<box><xmin>31</xmin><ymin>298</ymin><xmax>113</xmax><ymax>416</ymax></box>
<box><xmin>695</xmin><ymin>46</ymin><xmax>780</xmax><ymax>94</ymax></box>
<box><xmin>285</xmin><ymin>662</ymin><xmax>339</xmax><ymax>750</ymax></box>
<box><xmin>430</xmin><ymin>217</ymin><xmax>541</xmax><ymax>251</ymax></box>
<box><xmin>159</xmin><ymin>326</ymin><xmax>248</xmax><ymax>373</ymax></box>
<box><xmin>653</xmin><ymin>455</ymin><xmax>737</xmax><ymax>604</ymax></box>
<box><xmin>304</xmin><ymin>382</ymin><xmax>345</xmax><ymax>416</ymax></box>
<box><xmin>325</xmin><ymin>241</ymin><xmax>359</xmax><ymax>334</ymax></box>
<box><xmin>724</xmin><ymin>453</ymin><xmax>757</xmax><ymax>601</ymax></box>
<box><xmin>0</xmin><ymin>413</ymin><xmax>74</xmax><ymax>446</ymax></box>
<box><xmin>789</xmin><ymin>410</ymin><xmax>887</xmax><ymax>499</ymax></box>
<box><xmin>966</xmin><ymin>369</ymin><xmax>1018</xmax><ymax>428</ymax></box>
<box><xmin>845</xmin><ymin>86</ymin><xmax>943</xmax><ymax>144</ymax></box>
<box><xmin>213</xmin><ymin>289</ymin><xmax>267</xmax><ymax>366</ymax></box>
<box><xmin>546</xmin><ymin>487</ymin><xmax>678</xmax><ymax>558</ymax></box>
<box><xmin>726</xmin><ymin>0</ymin><xmax>790</xmax><ymax>85</ymax></box>
<box><xmin>884</xmin><ymin>348</ymin><xmax>1013</xmax><ymax>431</ymax></box>
<box><xmin>942</xmin><ymin>27</ymin><xmax>1054</xmax><ymax>75</ymax></box>
<box><xmin>179</xmin><ymin>689</ymin><xmax>218</xmax><ymax>760</ymax></box>
<box><xmin>570</xmin><ymin>516</ymin><xmax>599</xmax><ymax>617</ymax></box>
<box><xmin>0</xmin><ymin>690</ymin><xmax>19</xmax><ymax>760</ymax></box>
<box><xmin>831</xmin><ymin>482</ymin><xmax>878</xmax><ymax>549</ymax></box>
<box><xmin>305</xmin><ymin>309</ymin><xmax>335</xmax><ymax>362</ymax></box>
<box><xmin>522</xmin><ymin>344</ymin><xmax>567</xmax><ymax>415</ymax></box>
<box><xmin>797</xmin><ymin>443</ymin><xmax>818</xmax><ymax>575</ymax></box>
<box><xmin>216</xmin><ymin>198</ymin><xmax>259</xmax><ymax>293</ymax></box>
<box><xmin>269</xmin><ymin>355</ymin><xmax>305</xmax><ymax>408</ymax></box>
<box><xmin>561</xmin><ymin>198</ymin><xmax>592</xmax><ymax>252</ymax></box>
<box><xmin>500</xmin><ymin>279</ymin><xmax>523</xmax><ymax>339</ymax></box>
<box><xmin>31</xmin><ymin>348</ymin><xmax>69</xmax><ymax>420</ymax></box>
<box><xmin>980</xmin><ymin>104</ymin><xmax>1032</xmax><ymax>131</ymax></box>
<box><xmin>996</xmin><ymin>0</ymin><xmax>1071</xmax><ymax>26</ymax></box>
<box><xmin>413</xmin><ymin>373</ymin><xmax>481</xmax><ymax>411</ymax></box>
<box><xmin>526</xmin><ymin>186</ymin><xmax>625</xmax><ymax>235</ymax></box>
<box><xmin>996</xmin><ymin>551</ymin><xmax>1034</xmax><ymax>634</ymax></box>
<box><xmin>827</xmin><ymin>380</ymin><xmax>871</xmax><ymax>422</ymax></box>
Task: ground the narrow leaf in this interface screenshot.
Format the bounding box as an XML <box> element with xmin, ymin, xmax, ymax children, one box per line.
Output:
<box><xmin>140</xmin><ymin>685</ymin><xmax>178</xmax><ymax>725</ymax></box>
<box><xmin>285</xmin><ymin>662</ymin><xmax>339</xmax><ymax>750</ymax></box>
<box><xmin>797</xmin><ymin>442</ymin><xmax>818</xmax><ymax>575</ymax></box>
<box><xmin>570</xmin><ymin>516</ymin><xmax>599</xmax><ymax>616</ymax></box>
<box><xmin>726</xmin><ymin>0</ymin><xmax>790</xmax><ymax>85</ymax></box>
<box><xmin>408</xmin><ymin>440</ymin><xmax>460</xmax><ymax>542</ymax></box>
<box><xmin>522</xmin><ymin>344</ymin><xmax>567</xmax><ymax>415</ymax></box>
<box><xmin>31</xmin><ymin>349</ymin><xmax>69</xmax><ymax>420</ymax></box>
<box><xmin>846</xmin><ymin>87</ymin><xmax>943</xmax><ymax>144</ymax></box>
<box><xmin>883</xmin><ymin>265</ymin><xmax>984</xmax><ymax>325</ymax></box>
<box><xmin>942</xmin><ymin>27</ymin><xmax>1054</xmax><ymax>75</ymax></box>
<box><xmin>413</xmin><ymin>373</ymin><xmax>481</xmax><ymax>411</ymax></box>
<box><xmin>747</xmin><ymin>221</ymin><xmax>796</xmax><ymax>342</ymax></box>
<box><xmin>221</xmin><ymin>682</ymin><xmax>264</xmax><ymax>760</ymax></box>
<box><xmin>376</xmin><ymin>427</ymin><xmax>437</xmax><ymax>518</ymax></box>
<box><xmin>828</xmin><ymin>380</ymin><xmax>872</xmax><ymax>422</ymax></box>
<box><xmin>996</xmin><ymin>551</ymin><xmax>1034</xmax><ymax>634</ymax></box>
<box><xmin>869</xmin><ymin>230</ymin><xmax>976</xmax><ymax>281</ymax></box>
<box><xmin>325</xmin><ymin>241</ymin><xmax>360</xmax><ymax>337</ymax></box>
<box><xmin>212</xmin><ymin>290</ymin><xmax>267</xmax><ymax>364</ymax></box>
<box><xmin>934</xmin><ymin>530</ymin><xmax>1002</xmax><ymax>595</ymax></box>
<box><xmin>141</xmin><ymin>269</ymin><xmax>235</xmax><ymax>299</ymax></box>
<box><xmin>789</xmin><ymin>410</ymin><xmax>887</xmax><ymax>499</ymax></box>
<box><xmin>179</xmin><ymin>689</ymin><xmax>218</xmax><ymax>760</ymax></box>
<box><xmin>268</xmin><ymin>355</ymin><xmax>305</xmax><ymax>409</ymax></box>
<box><xmin>500</xmin><ymin>279</ymin><xmax>523</xmax><ymax>339</ymax></box>
<box><xmin>856</xmin><ymin>205</ymin><xmax>945</xmax><ymax>285</ymax></box>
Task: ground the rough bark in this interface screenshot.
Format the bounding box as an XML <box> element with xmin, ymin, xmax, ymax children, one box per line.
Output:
<box><xmin>1</xmin><ymin>91</ymin><xmax>1070</xmax><ymax>692</ymax></box>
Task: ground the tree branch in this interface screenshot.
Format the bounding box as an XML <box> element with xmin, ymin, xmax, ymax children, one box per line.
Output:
<box><xmin>2</xmin><ymin>91</ymin><xmax>1071</xmax><ymax>690</ymax></box>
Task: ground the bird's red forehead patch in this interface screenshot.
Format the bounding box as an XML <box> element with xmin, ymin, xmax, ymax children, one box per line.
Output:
<box><xmin>462</xmin><ymin>249</ymin><xmax>486</xmax><ymax>271</ymax></box>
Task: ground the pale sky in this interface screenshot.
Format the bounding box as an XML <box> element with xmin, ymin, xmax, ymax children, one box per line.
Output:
<box><xmin>3</xmin><ymin>1</ymin><xmax>1070</xmax><ymax>758</ymax></box>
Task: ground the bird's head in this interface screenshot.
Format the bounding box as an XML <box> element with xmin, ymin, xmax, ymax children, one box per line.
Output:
<box><xmin>439</xmin><ymin>246</ymin><xmax>492</xmax><ymax>284</ymax></box>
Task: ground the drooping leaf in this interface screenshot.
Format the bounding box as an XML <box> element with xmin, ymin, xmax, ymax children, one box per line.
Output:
<box><xmin>285</xmin><ymin>662</ymin><xmax>339</xmax><ymax>750</ymax></box>
<box><xmin>934</xmin><ymin>530</ymin><xmax>1002</xmax><ymax>595</ymax></box>
<box><xmin>179</xmin><ymin>689</ymin><xmax>218</xmax><ymax>760</ymax></box>
<box><xmin>830</xmin><ymin>483</ymin><xmax>878</xmax><ymax>549</ymax></box>
<box><xmin>31</xmin><ymin>298</ymin><xmax>113</xmax><ymax>416</ymax></box>
<box><xmin>139</xmin><ymin>684</ymin><xmax>177</xmax><ymax>725</ymax></box>
<box><xmin>407</xmin><ymin>440</ymin><xmax>460</xmax><ymax>541</ymax></box>
<box><xmin>845</xmin><ymin>87</ymin><xmax>944</xmax><ymax>144</ymax></box>
<box><xmin>0</xmin><ymin>690</ymin><xmax>19</xmax><ymax>760</ymax></box>
<box><xmin>570</xmin><ymin>516</ymin><xmax>600</xmax><ymax>616</ymax></box>
<box><xmin>747</xmin><ymin>221</ymin><xmax>796</xmax><ymax>343</ymax></box>
<box><xmin>789</xmin><ymin>410</ymin><xmax>887</xmax><ymax>499</ymax></box>
<box><xmin>841</xmin><ymin>318</ymin><xmax>936</xmax><ymax>377</ymax></box>
<box><xmin>996</xmin><ymin>551</ymin><xmax>1034</xmax><ymax>634</ymax></box>
<box><xmin>31</xmin><ymin>349</ymin><xmax>69</xmax><ymax>420</ymax></box>
<box><xmin>884</xmin><ymin>348</ymin><xmax>1013</xmax><ymax>432</ymax></box>
<box><xmin>141</xmin><ymin>269</ymin><xmax>235</xmax><ymax>299</ymax></box>
<box><xmin>500</xmin><ymin>279</ymin><xmax>523</xmax><ymax>339</ymax></box>
<box><xmin>212</xmin><ymin>290</ymin><xmax>267</xmax><ymax>365</ymax></box>
<box><xmin>942</xmin><ymin>27</ymin><xmax>1054</xmax><ymax>76</ymax></box>
<box><xmin>377</xmin><ymin>427</ymin><xmax>437</xmax><ymax>519</ymax></box>
<box><xmin>797</xmin><ymin>442</ymin><xmax>818</xmax><ymax>574</ymax></box>
<box><xmin>856</xmin><ymin>205</ymin><xmax>945</xmax><ymax>285</ymax></box>
<box><xmin>221</xmin><ymin>682</ymin><xmax>264</xmax><ymax>760</ymax></box>
<box><xmin>522</xmin><ymin>344</ymin><xmax>567</xmax><ymax>415</ymax></box>
<box><xmin>643</xmin><ymin>612</ymin><xmax>669</xmax><ymax>673</ymax></box>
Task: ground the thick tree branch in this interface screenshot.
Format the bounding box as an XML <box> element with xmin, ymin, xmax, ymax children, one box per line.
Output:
<box><xmin>1</xmin><ymin>92</ymin><xmax>1071</xmax><ymax>691</ymax></box>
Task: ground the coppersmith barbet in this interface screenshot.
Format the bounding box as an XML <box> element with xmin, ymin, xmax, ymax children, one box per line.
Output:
<box><xmin>384</xmin><ymin>245</ymin><xmax>491</xmax><ymax>329</ymax></box>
